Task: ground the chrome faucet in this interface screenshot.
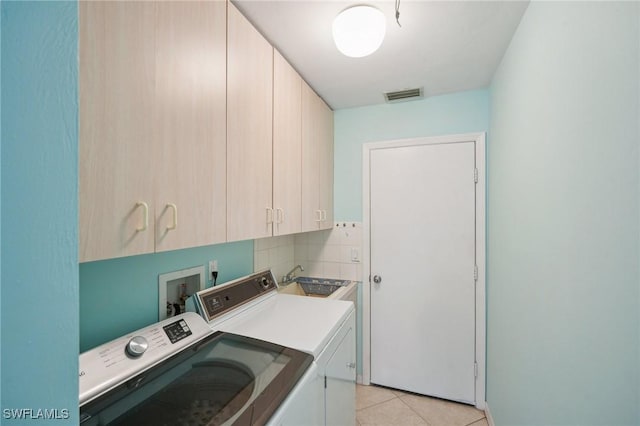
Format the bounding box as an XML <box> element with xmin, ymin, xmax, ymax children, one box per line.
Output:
<box><xmin>282</xmin><ymin>264</ymin><xmax>304</xmax><ymax>285</ymax></box>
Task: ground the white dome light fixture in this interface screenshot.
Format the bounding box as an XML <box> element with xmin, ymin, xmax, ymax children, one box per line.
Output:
<box><xmin>332</xmin><ymin>5</ymin><xmax>386</xmax><ymax>58</ymax></box>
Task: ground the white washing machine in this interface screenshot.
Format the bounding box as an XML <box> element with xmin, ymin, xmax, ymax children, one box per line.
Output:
<box><xmin>79</xmin><ymin>312</ymin><xmax>317</xmax><ymax>425</ymax></box>
<box><xmin>194</xmin><ymin>270</ymin><xmax>357</xmax><ymax>426</ymax></box>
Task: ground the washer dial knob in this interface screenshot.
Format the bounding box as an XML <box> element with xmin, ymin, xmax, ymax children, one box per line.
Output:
<box><xmin>126</xmin><ymin>336</ymin><xmax>148</xmax><ymax>358</ymax></box>
<box><xmin>260</xmin><ymin>277</ymin><xmax>270</xmax><ymax>288</ymax></box>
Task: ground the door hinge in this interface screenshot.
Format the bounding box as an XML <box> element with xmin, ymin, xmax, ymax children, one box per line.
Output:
<box><xmin>324</xmin><ymin>375</ymin><xmax>327</xmax><ymax>388</ymax></box>
<box><xmin>474</xmin><ymin>265</ymin><xmax>478</xmax><ymax>281</ymax></box>
<box><xmin>474</xmin><ymin>168</ymin><xmax>478</xmax><ymax>183</ymax></box>
<box><xmin>474</xmin><ymin>362</ymin><xmax>478</xmax><ymax>378</ymax></box>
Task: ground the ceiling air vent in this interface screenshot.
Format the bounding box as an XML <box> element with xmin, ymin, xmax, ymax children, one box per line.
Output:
<box><xmin>384</xmin><ymin>87</ymin><xmax>423</xmax><ymax>103</ymax></box>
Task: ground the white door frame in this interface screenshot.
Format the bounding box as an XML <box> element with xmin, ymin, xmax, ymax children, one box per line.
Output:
<box><xmin>362</xmin><ymin>132</ymin><xmax>486</xmax><ymax>409</ymax></box>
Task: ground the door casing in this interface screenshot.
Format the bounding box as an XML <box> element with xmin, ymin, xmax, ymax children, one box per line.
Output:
<box><xmin>362</xmin><ymin>132</ymin><xmax>486</xmax><ymax>409</ymax></box>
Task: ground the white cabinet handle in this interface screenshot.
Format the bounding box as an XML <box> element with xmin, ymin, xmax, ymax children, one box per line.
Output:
<box><xmin>277</xmin><ymin>208</ymin><xmax>284</xmax><ymax>224</ymax></box>
<box><xmin>166</xmin><ymin>203</ymin><xmax>177</xmax><ymax>231</ymax></box>
<box><xmin>266</xmin><ymin>207</ymin><xmax>274</xmax><ymax>224</ymax></box>
<box><xmin>315</xmin><ymin>210</ymin><xmax>322</xmax><ymax>222</ymax></box>
<box><xmin>321</xmin><ymin>210</ymin><xmax>327</xmax><ymax>221</ymax></box>
<box><xmin>135</xmin><ymin>201</ymin><xmax>149</xmax><ymax>232</ymax></box>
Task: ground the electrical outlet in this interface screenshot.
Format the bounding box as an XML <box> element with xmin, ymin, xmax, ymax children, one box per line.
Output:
<box><xmin>209</xmin><ymin>260</ymin><xmax>218</xmax><ymax>273</ymax></box>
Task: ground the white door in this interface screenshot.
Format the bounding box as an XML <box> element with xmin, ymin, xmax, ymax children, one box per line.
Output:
<box><xmin>370</xmin><ymin>140</ymin><xmax>477</xmax><ymax>404</ymax></box>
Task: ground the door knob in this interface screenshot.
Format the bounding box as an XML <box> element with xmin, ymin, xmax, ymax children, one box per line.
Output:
<box><xmin>373</xmin><ymin>275</ymin><xmax>382</xmax><ymax>284</ymax></box>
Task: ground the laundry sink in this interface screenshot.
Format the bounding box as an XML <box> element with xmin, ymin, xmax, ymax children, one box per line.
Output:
<box><xmin>296</xmin><ymin>277</ymin><xmax>351</xmax><ymax>295</ymax></box>
<box><xmin>279</xmin><ymin>277</ymin><xmax>352</xmax><ymax>298</ymax></box>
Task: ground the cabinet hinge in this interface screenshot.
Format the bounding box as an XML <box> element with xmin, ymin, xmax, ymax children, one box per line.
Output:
<box><xmin>474</xmin><ymin>362</ymin><xmax>478</xmax><ymax>378</ymax></box>
<box><xmin>324</xmin><ymin>375</ymin><xmax>327</xmax><ymax>389</ymax></box>
<box><xmin>474</xmin><ymin>265</ymin><xmax>478</xmax><ymax>281</ymax></box>
<box><xmin>474</xmin><ymin>168</ymin><xmax>478</xmax><ymax>183</ymax></box>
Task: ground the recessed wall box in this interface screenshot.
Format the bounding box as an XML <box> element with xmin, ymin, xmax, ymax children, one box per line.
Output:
<box><xmin>158</xmin><ymin>265</ymin><xmax>205</xmax><ymax>321</ymax></box>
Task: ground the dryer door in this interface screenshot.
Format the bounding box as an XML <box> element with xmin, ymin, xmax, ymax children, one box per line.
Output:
<box><xmin>324</xmin><ymin>311</ymin><xmax>356</xmax><ymax>426</ymax></box>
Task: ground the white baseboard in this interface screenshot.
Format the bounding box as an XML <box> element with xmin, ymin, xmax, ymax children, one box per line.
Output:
<box><xmin>356</xmin><ymin>374</ymin><xmax>363</xmax><ymax>385</ymax></box>
<box><xmin>485</xmin><ymin>402</ymin><xmax>495</xmax><ymax>426</ymax></box>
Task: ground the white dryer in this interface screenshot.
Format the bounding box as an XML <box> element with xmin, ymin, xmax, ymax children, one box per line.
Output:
<box><xmin>194</xmin><ymin>270</ymin><xmax>357</xmax><ymax>426</ymax></box>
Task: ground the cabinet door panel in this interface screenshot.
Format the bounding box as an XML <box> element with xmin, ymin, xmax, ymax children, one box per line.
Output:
<box><xmin>227</xmin><ymin>4</ymin><xmax>274</xmax><ymax>241</ymax></box>
<box><xmin>319</xmin><ymin>98</ymin><xmax>334</xmax><ymax>229</ymax></box>
<box><xmin>302</xmin><ymin>83</ymin><xmax>334</xmax><ymax>231</ymax></box>
<box><xmin>79</xmin><ymin>1</ymin><xmax>156</xmax><ymax>262</ymax></box>
<box><xmin>301</xmin><ymin>82</ymin><xmax>322</xmax><ymax>232</ymax></box>
<box><xmin>273</xmin><ymin>50</ymin><xmax>302</xmax><ymax>236</ymax></box>
<box><xmin>154</xmin><ymin>1</ymin><xmax>227</xmax><ymax>252</ymax></box>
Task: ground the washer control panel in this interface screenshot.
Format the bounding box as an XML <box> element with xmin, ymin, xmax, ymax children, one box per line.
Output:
<box><xmin>79</xmin><ymin>313</ymin><xmax>212</xmax><ymax>406</ymax></box>
<box><xmin>196</xmin><ymin>269</ymin><xmax>277</xmax><ymax>322</ymax></box>
<box><xmin>163</xmin><ymin>318</ymin><xmax>192</xmax><ymax>343</ymax></box>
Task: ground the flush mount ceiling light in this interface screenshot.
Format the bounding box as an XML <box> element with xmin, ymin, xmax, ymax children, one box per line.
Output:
<box><xmin>332</xmin><ymin>5</ymin><xmax>386</xmax><ymax>58</ymax></box>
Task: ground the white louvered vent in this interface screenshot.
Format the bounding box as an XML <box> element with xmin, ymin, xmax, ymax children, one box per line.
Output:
<box><xmin>384</xmin><ymin>87</ymin><xmax>423</xmax><ymax>103</ymax></box>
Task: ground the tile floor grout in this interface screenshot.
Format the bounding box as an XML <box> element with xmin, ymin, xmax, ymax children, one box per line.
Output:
<box><xmin>356</xmin><ymin>384</ymin><xmax>487</xmax><ymax>426</ymax></box>
<box><xmin>395</xmin><ymin>396</ymin><xmax>437</xmax><ymax>425</ymax></box>
<box><xmin>357</xmin><ymin>394</ymin><xmax>487</xmax><ymax>426</ymax></box>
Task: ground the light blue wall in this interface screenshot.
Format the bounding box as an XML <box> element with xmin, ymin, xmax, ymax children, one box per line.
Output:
<box><xmin>80</xmin><ymin>241</ymin><xmax>254</xmax><ymax>352</ymax></box>
<box><xmin>1</xmin><ymin>1</ymin><xmax>79</xmax><ymax>423</ymax></box>
<box><xmin>488</xmin><ymin>2</ymin><xmax>640</xmax><ymax>425</ymax></box>
<box><xmin>334</xmin><ymin>89</ymin><xmax>490</xmax><ymax>221</ymax></box>
<box><xmin>1</xmin><ymin>0</ymin><xmax>3</xmax><ymax>410</ymax></box>
<box><xmin>334</xmin><ymin>89</ymin><xmax>490</xmax><ymax>378</ymax></box>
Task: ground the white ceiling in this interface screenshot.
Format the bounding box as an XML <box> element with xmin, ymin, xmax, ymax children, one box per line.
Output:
<box><xmin>233</xmin><ymin>0</ymin><xmax>530</xmax><ymax>110</ymax></box>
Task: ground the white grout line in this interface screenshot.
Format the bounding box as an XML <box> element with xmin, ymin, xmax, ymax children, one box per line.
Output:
<box><xmin>396</xmin><ymin>397</ymin><xmax>431</xmax><ymax>425</ymax></box>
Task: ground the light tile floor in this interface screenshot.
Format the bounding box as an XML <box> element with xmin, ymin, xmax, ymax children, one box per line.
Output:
<box><xmin>356</xmin><ymin>384</ymin><xmax>488</xmax><ymax>426</ymax></box>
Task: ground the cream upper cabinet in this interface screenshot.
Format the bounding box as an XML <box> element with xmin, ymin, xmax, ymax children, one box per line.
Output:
<box><xmin>80</xmin><ymin>1</ymin><xmax>156</xmax><ymax>262</ymax></box>
<box><xmin>227</xmin><ymin>3</ymin><xmax>274</xmax><ymax>241</ymax></box>
<box><xmin>273</xmin><ymin>50</ymin><xmax>302</xmax><ymax>236</ymax></box>
<box><xmin>154</xmin><ymin>1</ymin><xmax>227</xmax><ymax>252</ymax></box>
<box><xmin>318</xmin><ymin>92</ymin><xmax>335</xmax><ymax>228</ymax></box>
<box><xmin>81</xmin><ymin>2</ymin><xmax>335</xmax><ymax>259</ymax></box>
<box><xmin>80</xmin><ymin>1</ymin><xmax>226</xmax><ymax>262</ymax></box>
<box><xmin>302</xmin><ymin>82</ymin><xmax>335</xmax><ymax>232</ymax></box>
